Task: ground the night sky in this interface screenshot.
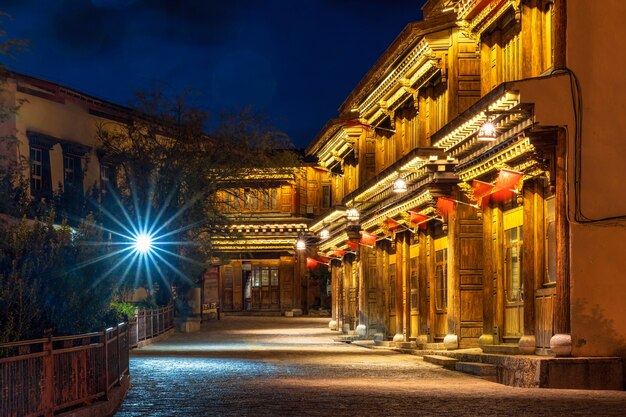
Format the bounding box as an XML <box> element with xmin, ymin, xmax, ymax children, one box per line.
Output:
<box><xmin>1</xmin><ymin>0</ymin><xmax>425</xmax><ymax>148</ymax></box>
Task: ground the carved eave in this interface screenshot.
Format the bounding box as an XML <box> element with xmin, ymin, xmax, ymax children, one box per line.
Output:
<box><xmin>431</xmin><ymin>86</ymin><xmax>525</xmax><ymax>154</ymax></box>
<box><xmin>319</xmin><ymin>231</ymin><xmax>351</xmax><ymax>253</ymax></box>
<box><xmin>356</xmin><ymin>36</ymin><xmax>442</xmax><ymax>124</ymax></box>
<box><xmin>344</xmin><ymin>147</ymin><xmax>446</xmax><ymax>208</ymax></box>
<box><xmin>458</xmin><ymin>0</ymin><xmax>520</xmax><ymax>36</ymax></box>
<box><xmin>312</xmin><ymin>123</ymin><xmax>365</xmax><ymax>170</ymax></box>
<box><xmin>210</xmin><ymin>222</ymin><xmax>309</xmax><ymax>252</ymax></box>
<box><xmin>309</xmin><ymin>207</ymin><xmax>347</xmax><ymax>233</ymax></box>
<box><xmin>456</xmin><ymin>136</ymin><xmax>535</xmax><ymax>182</ymax></box>
<box><xmin>339</xmin><ymin>14</ymin><xmax>457</xmax><ymax>116</ymax></box>
<box><xmin>360</xmin><ymin>190</ymin><xmax>436</xmax><ymax>231</ymax></box>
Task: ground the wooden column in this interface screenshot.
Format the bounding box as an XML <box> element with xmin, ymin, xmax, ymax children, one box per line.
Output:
<box><xmin>394</xmin><ymin>234</ymin><xmax>405</xmax><ymax>340</ymax></box>
<box><xmin>357</xmin><ymin>246</ymin><xmax>366</xmax><ymax>330</ymax></box>
<box><xmin>553</xmin><ymin>0</ymin><xmax>567</xmax><ymax>69</ymax></box>
<box><xmin>481</xmin><ymin>205</ymin><xmax>495</xmax><ymax>346</ymax></box>
<box><xmin>446</xmin><ymin>203</ymin><xmax>460</xmax><ymax>348</ymax></box>
<box><xmin>418</xmin><ymin>229</ymin><xmax>429</xmax><ymax>341</ymax></box>
<box><xmin>521</xmin><ymin>184</ymin><xmax>537</xmax><ymax>343</ymax></box>
<box><xmin>402</xmin><ymin>233</ymin><xmax>411</xmax><ymax>339</ymax></box>
<box><xmin>554</xmin><ymin>128</ymin><xmax>570</xmax><ymax>334</ymax></box>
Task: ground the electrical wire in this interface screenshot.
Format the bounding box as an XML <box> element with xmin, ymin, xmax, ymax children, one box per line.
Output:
<box><xmin>550</xmin><ymin>66</ymin><xmax>626</xmax><ymax>224</ymax></box>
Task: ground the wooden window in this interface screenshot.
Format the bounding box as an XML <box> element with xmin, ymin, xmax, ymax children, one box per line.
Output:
<box><xmin>502</xmin><ymin>25</ymin><xmax>520</xmax><ymax>82</ymax></box>
<box><xmin>261</xmin><ymin>267</ymin><xmax>270</xmax><ymax>286</ymax></box>
<box><xmin>505</xmin><ymin>225</ymin><xmax>523</xmax><ymax>301</ymax></box>
<box><xmin>321</xmin><ymin>184</ymin><xmax>331</xmax><ymax>210</ymax></box>
<box><xmin>271</xmin><ymin>188</ymin><xmax>278</xmax><ymax>210</ymax></box>
<box><xmin>435</xmin><ymin>248</ymin><xmax>448</xmax><ymax>311</ymax></box>
<box><xmin>251</xmin><ymin>189</ymin><xmax>259</xmax><ymax>210</ymax></box>
<box><xmin>64</xmin><ymin>155</ymin><xmax>75</xmax><ymax>186</ymax></box>
<box><xmin>244</xmin><ymin>188</ymin><xmax>251</xmax><ymax>209</ymax></box>
<box><xmin>252</xmin><ymin>268</ymin><xmax>260</xmax><ymax>287</ymax></box>
<box><xmin>100</xmin><ymin>164</ymin><xmax>111</xmax><ymax>189</ymax></box>
<box><xmin>263</xmin><ymin>189</ymin><xmax>271</xmax><ymax>210</ymax></box>
<box><xmin>30</xmin><ymin>147</ymin><xmax>43</xmax><ymax>191</ymax></box>
<box><xmin>410</xmin><ymin>256</ymin><xmax>418</xmax><ymax>312</ymax></box>
<box><xmin>545</xmin><ymin>196</ymin><xmax>556</xmax><ymax>284</ymax></box>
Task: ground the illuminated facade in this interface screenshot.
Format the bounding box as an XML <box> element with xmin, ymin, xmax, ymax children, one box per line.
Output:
<box><xmin>307</xmin><ymin>0</ymin><xmax>626</xmax><ymax>381</ymax></box>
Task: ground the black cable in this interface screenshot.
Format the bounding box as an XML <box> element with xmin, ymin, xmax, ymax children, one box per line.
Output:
<box><xmin>550</xmin><ymin>66</ymin><xmax>626</xmax><ymax>224</ymax></box>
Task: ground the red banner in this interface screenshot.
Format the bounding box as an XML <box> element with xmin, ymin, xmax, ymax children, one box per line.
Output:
<box><xmin>471</xmin><ymin>180</ymin><xmax>495</xmax><ymax>208</ymax></box>
<box><xmin>360</xmin><ymin>231</ymin><xmax>377</xmax><ymax>246</ymax></box>
<box><xmin>306</xmin><ymin>257</ymin><xmax>319</xmax><ymax>268</ymax></box>
<box><xmin>332</xmin><ymin>249</ymin><xmax>346</xmax><ymax>257</ymax></box>
<box><xmin>437</xmin><ymin>197</ymin><xmax>456</xmax><ymax>220</ymax></box>
<box><xmin>346</xmin><ymin>241</ymin><xmax>359</xmax><ymax>251</ymax></box>
<box><xmin>495</xmin><ymin>168</ymin><xmax>523</xmax><ymax>191</ymax></box>
<box><xmin>408</xmin><ymin>210</ymin><xmax>429</xmax><ymax>229</ymax></box>
<box><xmin>385</xmin><ymin>218</ymin><xmax>400</xmax><ymax>231</ymax></box>
<box><xmin>317</xmin><ymin>255</ymin><xmax>330</xmax><ymax>264</ymax></box>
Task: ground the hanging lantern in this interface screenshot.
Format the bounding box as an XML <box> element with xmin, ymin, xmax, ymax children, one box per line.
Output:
<box><xmin>296</xmin><ymin>238</ymin><xmax>306</xmax><ymax>251</ymax></box>
<box><xmin>477</xmin><ymin>120</ymin><xmax>497</xmax><ymax>141</ymax></box>
<box><xmin>320</xmin><ymin>229</ymin><xmax>330</xmax><ymax>240</ymax></box>
<box><xmin>346</xmin><ymin>208</ymin><xmax>360</xmax><ymax>222</ymax></box>
<box><xmin>392</xmin><ymin>176</ymin><xmax>407</xmax><ymax>193</ymax></box>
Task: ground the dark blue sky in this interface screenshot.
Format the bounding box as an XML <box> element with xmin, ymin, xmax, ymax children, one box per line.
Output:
<box><xmin>1</xmin><ymin>0</ymin><xmax>425</xmax><ymax>148</ymax></box>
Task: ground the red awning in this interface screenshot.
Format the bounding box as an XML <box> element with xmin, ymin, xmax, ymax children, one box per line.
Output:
<box><xmin>360</xmin><ymin>231</ymin><xmax>377</xmax><ymax>246</ymax></box>
<box><xmin>346</xmin><ymin>241</ymin><xmax>359</xmax><ymax>251</ymax></box>
<box><xmin>471</xmin><ymin>180</ymin><xmax>495</xmax><ymax>208</ymax></box>
<box><xmin>436</xmin><ymin>197</ymin><xmax>456</xmax><ymax>220</ymax></box>
<box><xmin>332</xmin><ymin>249</ymin><xmax>346</xmax><ymax>257</ymax></box>
<box><xmin>385</xmin><ymin>218</ymin><xmax>400</xmax><ymax>231</ymax></box>
<box><xmin>306</xmin><ymin>257</ymin><xmax>319</xmax><ymax>268</ymax></box>
<box><xmin>408</xmin><ymin>211</ymin><xmax>429</xmax><ymax>229</ymax></box>
<box><xmin>492</xmin><ymin>168</ymin><xmax>522</xmax><ymax>203</ymax></box>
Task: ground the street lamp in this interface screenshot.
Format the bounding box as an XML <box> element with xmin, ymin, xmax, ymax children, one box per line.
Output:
<box><xmin>132</xmin><ymin>232</ymin><xmax>154</xmax><ymax>255</ymax></box>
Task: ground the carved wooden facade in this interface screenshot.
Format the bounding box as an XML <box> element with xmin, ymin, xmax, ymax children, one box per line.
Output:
<box><xmin>306</xmin><ymin>0</ymin><xmax>610</xmax><ymax>357</ymax></box>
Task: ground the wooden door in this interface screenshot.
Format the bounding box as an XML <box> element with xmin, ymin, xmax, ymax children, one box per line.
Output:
<box><xmin>458</xmin><ymin>214</ymin><xmax>484</xmax><ymax>348</ymax></box>
<box><xmin>221</xmin><ymin>265</ymin><xmax>234</xmax><ymax>311</ymax></box>
<box><xmin>503</xmin><ymin>207</ymin><xmax>524</xmax><ymax>340</ymax></box>
<box><xmin>280</xmin><ymin>257</ymin><xmax>293</xmax><ymax>311</ymax></box>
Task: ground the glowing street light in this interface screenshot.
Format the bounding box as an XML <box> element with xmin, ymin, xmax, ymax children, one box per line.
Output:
<box><xmin>132</xmin><ymin>232</ymin><xmax>154</xmax><ymax>255</ymax></box>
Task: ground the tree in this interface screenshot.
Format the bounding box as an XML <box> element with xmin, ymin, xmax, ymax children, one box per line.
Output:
<box><xmin>95</xmin><ymin>89</ymin><xmax>300</xmax><ymax>303</ymax></box>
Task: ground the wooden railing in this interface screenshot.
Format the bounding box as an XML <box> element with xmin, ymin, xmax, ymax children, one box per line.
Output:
<box><xmin>0</xmin><ymin>323</ymin><xmax>129</xmax><ymax>417</ymax></box>
<box><xmin>128</xmin><ymin>304</ymin><xmax>174</xmax><ymax>348</ymax></box>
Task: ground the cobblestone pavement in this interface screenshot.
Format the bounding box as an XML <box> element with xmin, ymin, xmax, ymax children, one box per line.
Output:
<box><xmin>115</xmin><ymin>316</ymin><xmax>626</xmax><ymax>417</ymax></box>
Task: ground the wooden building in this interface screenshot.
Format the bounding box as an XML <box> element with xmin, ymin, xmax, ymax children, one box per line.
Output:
<box><xmin>307</xmin><ymin>0</ymin><xmax>626</xmax><ymax>373</ymax></box>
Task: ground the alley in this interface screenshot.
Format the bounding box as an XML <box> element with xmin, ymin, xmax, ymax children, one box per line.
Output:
<box><xmin>115</xmin><ymin>317</ymin><xmax>626</xmax><ymax>417</ymax></box>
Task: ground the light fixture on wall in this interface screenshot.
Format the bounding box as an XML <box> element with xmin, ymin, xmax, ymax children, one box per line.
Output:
<box><xmin>392</xmin><ymin>176</ymin><xmax>408</xmax><ymax>193</ymax></box>
<box><xmin>319</xmin><ymin>228</ymin><xmax>330</xmax><ymax>240</ymax></box>
<box><xmin>477</xmin><ymin>119</ymin><xmax>497</xmax><ymax>141</ymax></box>
<box><xmin>346</xmin><ymin>207</ymin><xmax>360</xmax><ymax>222</ymax></box>
<box><xmin>296</xmin><ymin>237</ymin><xmax>307</xmax><ymax>251</ymax></box>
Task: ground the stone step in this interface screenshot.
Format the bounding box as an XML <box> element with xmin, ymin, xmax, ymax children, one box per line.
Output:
<box><xmin>455</xmin><ymin>361</ymin><xmax>498</xmax><ymax>376</ymax></box>
<box><xmin>423</xmin><ymin>355</ymin><xmax>458</xmax><ymax>370</ymax></box>
<box><xmin>335</xmin><ymin>335</ymin><xmax>360</xmax><ymax>343</ymax></box>
<box><xmin>419</xmin><ymin>342</ymin><xmax>446</xmax><ymax>350</ymax></box>
<box><xmin>395</xmin><ymin>341</ymin><xmax>416</xmax><ymax>349</ymax></box>
<box><xmin>482</xmin><ymin>344</ymin><xmax>520</xmax><ymax>355</ymax></box>
<box><xmin>374</xmin><ymin>340</ymin><xmax>394</xmax><ymax>347</ymax></box>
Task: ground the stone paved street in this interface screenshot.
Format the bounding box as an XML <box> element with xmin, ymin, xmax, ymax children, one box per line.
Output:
<box><xmin>115</xmin><ymin>316</ymin><xmax>626</xmax><ymax>416</ymax></box>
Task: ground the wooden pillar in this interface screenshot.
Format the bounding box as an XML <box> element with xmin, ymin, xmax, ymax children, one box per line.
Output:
<box><xmin>551</xmin><ymin>128</ymin><xmax>571</xmax><ymax>355</ymax></box>
<box><xmin>553</xmin><ymin>0</ymin><xmax>566</xmax><ymax>69</ymax></box>
<box><xmin>418</xmin><ymin>229</ymin><xmax>429</xmax><ymax>343</ymax></box>
<box><xmin>480</xmin><ymin>205</ymin><xmax>495</xmax><ymax>346</ymax></box>
<box><xmin>393</xmin><ymin>233</ymin><xmax>405</xmax><ymax>341</ymax></box>
<box><xmin>520</xmin><ymin>182</ymin><xmax>537</xmax><ymax>353</ymax></box>
<box><xmin>445</xmin><ymin>203</ymin><xmax>460</xmax><ymax>349</ymax></box>
<box><xmin>357</xmin><ymin>245</ymin><xmax>367</xmax><ymax>333</ymax></box>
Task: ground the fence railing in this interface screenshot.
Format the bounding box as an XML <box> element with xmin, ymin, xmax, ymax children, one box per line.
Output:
<box><xmin>0</xmin><ymin>323</ymin><xmax>129</xmax><ymax>417</ymax></box>
<box><xmin>128</xmin><ymin>304</ymin><xmax>174</xmax><ymax>348</ymax></box>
